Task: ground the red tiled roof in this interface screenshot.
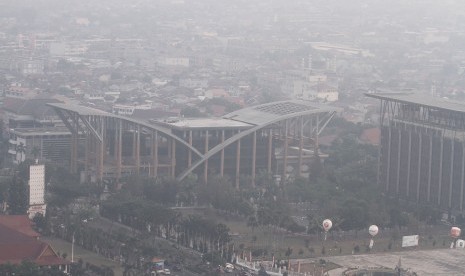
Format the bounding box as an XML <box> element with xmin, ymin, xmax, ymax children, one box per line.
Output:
<box><xmin>0</xmin><ymin>215</ymin><xmax>40</xmax><ymax>238</ymax></box>
<box><xmin>360</xmin><ymin>127</ymin><xmax>380</xmax><ymax>145</ymax></box>
<box><xmin>0</xmin><ymin>220</ymin><xmax>69</xmax><ymax>266</ymax></box>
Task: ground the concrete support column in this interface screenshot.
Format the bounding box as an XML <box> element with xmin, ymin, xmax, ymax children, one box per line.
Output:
<box><xmin>204</xmin><ymin>130</ymin><xmax>209</xmax><ymax>183</ymax></box>
<box><xmin>70</xmin><ymin>113</ymin><xmax>79</xmax><ymax>174</ymax></box>
<box><xmin>235</xmin><ymin>137</ymin><xmax>241</xmax><ymax>189</ymax></box>
<box><xmin>406</xmin><ymin>130</ymin><xmax>412</xmax><ymax>197</ymax></box>
<box><xmin>153</xmin><ymin>132</ymin><xmax>158</xmax><ymax>178</ymax></box>
<box><xmin>386</xmin><ymin>126</ymin><xmax>392</xmax><ymax>192</ymax></box>
<box><xmin>132</xmin><ymin>127</ymin><xmax>137</xmax><ymax>158</ymax></box>
<box><xmin>188</xmin><ymin>130</ymin><xmax>192</xmax><ymax>167</ymax></box>
<box><xmin>396</xmin><ymin>130</ymin><xmax>402</xmax><ymax>195</ymax></box>
<box><xmin>98</xmin><ymin>118</ymin><xmax>105</xmax><ymax>181</ymax></box>
<box><xmin>427</xmin><ymin>135</ymin><xmax>433</xmax><ymax>202</ymax></box>
<box><xmin>136</xmin><ymin>125</ymin><xmax>140</xmax><ymax>174</ymax></box>
<box><xmin>460</xmin><ymin>142</ymin><xmax>465</xmax><ymax>210</ymax></box>
<box><xmin>438</xmin><ymin>136</ymin><xmax>444</xmax><ymax>205</ymax></box>
<box><xmin>282</xmin><ymin>120</ymin><xmax>289</xmax><ymax>183</ymax></box>
<box><xmin>171</xmin><ymin>139</ymin><xmax>176</xmax><ymax>179</ymax></box>
<box><xmin>298</xmin><ymin>117</ymin><xmax>304</xmax><ymax>176</ymax></box>
<box><xmin>251</xmin><ymin>131</ymin><xmax>257</xmax><ymax>187</ymax></box>
<box><xmin>449</xmin><ymin>140</ymin><xmax>455</xmax><ymax>208</ymax></box>
<box><xmin>267</xmin><ymin>129</ymin><xmax>273</xmax><ymax>173</ymax></box>
<box><xmin>117</xmin><ymin>121</ymin><xmax>122</xmax><ymax>180</ymax></box>
<box><xmin>85</xmin><ymin>132</ymin><xmax>89</xmax><ymax>177</ymax></box>
<box><xmin>220</xmin><ymin>130</ymin><xmax>225</xmax><ymax>177</ymax></box>
<box><xmin>315</xmin><ymin>115</ymin><xmax>319</xmax><ymax>155</ymax></box>
<box><xmin>416</xmin><ymin>134</ymin><xmax>422</xmax><ymax>202</ymax></box>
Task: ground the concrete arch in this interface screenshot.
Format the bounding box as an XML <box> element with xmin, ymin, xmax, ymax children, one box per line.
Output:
<box><xmin>176</xmin><ymin>110</ymin><xmax>337</xmax><ymax>181</ymax></box>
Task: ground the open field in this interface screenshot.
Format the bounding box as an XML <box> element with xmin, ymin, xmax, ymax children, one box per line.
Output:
<box><xmin>42</xmin><ymin>237</ymin><xmax>125</xmax><ymax>276</ymax></box>
<box><xmin>178</xmin><ymin>207</ymin><xmax>456</xmax><ymax>262</ymax></box>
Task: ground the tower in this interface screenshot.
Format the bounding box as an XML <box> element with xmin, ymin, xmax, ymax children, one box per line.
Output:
<box><xmin>27</xmin><ymin>161</ymin><xmax>46</xmax><ymax>219</ymax></box>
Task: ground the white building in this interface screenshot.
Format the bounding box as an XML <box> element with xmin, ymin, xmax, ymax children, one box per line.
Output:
<box><xmin>27</xmin><ymin>163</ymin><xmax>46</xmax><ymax>219</ymax></box>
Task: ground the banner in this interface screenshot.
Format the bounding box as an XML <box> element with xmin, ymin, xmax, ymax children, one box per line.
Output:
<box><xmin>401</xmin><ymin>235</ymin><xmax>419</xmax><ymax>247</ymax></box>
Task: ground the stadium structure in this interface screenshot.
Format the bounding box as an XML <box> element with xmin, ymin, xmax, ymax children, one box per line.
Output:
<box><xmin>367</xmin><ymin>93</ymin><xmax>465</xmax><ymax>211</ymax></box>
<box><xmin>48</xmin><ymin>100</ymin><xmax>339</xmax><ymax>186</ymax></box>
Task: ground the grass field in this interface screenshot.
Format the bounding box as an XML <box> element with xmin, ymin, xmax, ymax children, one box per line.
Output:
<box><xmin>42</xmin><ymin>237</ymin><xmax>125</xmax><ymax>276</ymax></box>
<box><xmin>178</xmin><ymin>208</ymin><xmax>454</xmax><ymax>261</ymax></box>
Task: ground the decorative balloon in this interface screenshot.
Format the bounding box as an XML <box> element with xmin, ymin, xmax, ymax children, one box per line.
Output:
<box><xmin>450</xmin><ymin>227</ymin><xmax>462</xmax><ymax>249</ymax></box>
<box><xmin>322</xmin><ymin>219</ymin><xmax>332</xmax><ymax>241</ymax></box>
<box><xmin>451</xmin><ymin>227</ymin><xmax>461</xmax><ymax>238</ymax></box>
<box><xmin>368</xmin><ymin>225</ymin><xmax>379</xmax><ymax>249</ymax></box>
<box><xmin>369</xmin><ymin>225</ymin><xmax>379</xmax><ymax>237</ymax></box>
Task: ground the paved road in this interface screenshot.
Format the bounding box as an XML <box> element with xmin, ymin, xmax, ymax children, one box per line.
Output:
<box><xmin>323</xmin><ymin>248</ymin><xmax>465</xmax><ymax>275</ymax></box>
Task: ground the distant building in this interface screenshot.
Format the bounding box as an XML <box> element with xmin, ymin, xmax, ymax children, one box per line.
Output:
<box><xmin>368</xmin><ymin>93</ymin><xmax>465</xmax><ymax>212</ymax></box>
<box><xmin>27</xmin><ymin>162</ymin><xmax>46</xmax><ymax>219</ymax></box>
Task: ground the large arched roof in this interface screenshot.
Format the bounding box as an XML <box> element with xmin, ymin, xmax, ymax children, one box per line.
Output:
<box><xmin>49</xmin><ymin>100</ymin><xmax>340</xmax><ymax>180</ymax></box>
<box><xmin>223</xmin><ymin>100</ymin><xmax>337</xmax><ymax>126</ymax></box>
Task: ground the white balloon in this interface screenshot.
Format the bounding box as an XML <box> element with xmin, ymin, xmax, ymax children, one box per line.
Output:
<box><xmin>322</xmin><ymin>219</ymin><xmax>332</xmax><ymax>231</ymax></box>
<box><xmin>451</xmin><ymin>227</ymin><xmax>461</xmax><ymax>238</ymax></box>
<box><xmin>369</xmin><ymin>225</ymin><xmax>379</xmax><ymax>237</ymax></box>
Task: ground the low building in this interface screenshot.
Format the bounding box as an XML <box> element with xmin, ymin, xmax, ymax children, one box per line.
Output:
<box><xmin>0</xmin><ymin>215</ymin><xmax>69</xmax><ymax>272</ymax></box>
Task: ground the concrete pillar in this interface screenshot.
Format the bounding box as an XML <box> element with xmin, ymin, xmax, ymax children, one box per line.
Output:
<box><xmin>406</xmin><ymin>130</ymin><xmax>412</xmax><ymax>197</ymax></box>
<box><xmin>386</xmin><ymin>126</ymin><xmax>392</xmax><ymax>192</ymax></box>
<box><xmin>136</xmin><ymin>125</ymin><xmax>140</xmax><ymax>174</ymax></box>
<box><xmin>188</xmin><ymin>130</ymin><xmax>192</xmax><ymax>167</ymax></box>
<box><xmin>251</xmin><ymin>131</ymin><xmax>257</xmax><ymax>187</ymax></box>
<box><xmin>427</xmin><ymin>135</ymin><xmax>433</xmax><ymax>202</ymax></box>
<box><xmin>449</xmin><ymin>139</ymin><xmax>455</xmax><ymax>208</ymax></box>
<box><xmin>153</xmin><ymin>132</ymin><xmax>158</xmax><ymax>177</ymax></box>
<box><xmin>267</xmin><ymin>129</ymin><xmax>273</xmax><ymax>173</ymax></box>
<box><xmin>171</xmin><ymin>139</ymin><xmax>176</xmax><ymax>178</ymax></box>
<box><xmin>298</xmin><ymin>117</ymin><xmax>304</xmax><ymax>176</ymax></box>
<box><xmin>235</xmin><ymin>137</ymin><xmax>241</xmax><ymax>189</ymax></box>
<box><xmin>282</xmin><ymin>120</ymin><xmax>289</xmax><ymax>183</ymax></box>
<box><xmin>204</xmin><ymin>130</ymin><xmax>209</xmax><ymax>182</ymax></box>
<box><xmin>117</xmin><ymin>120</ymin><xmax>122</xmax><ymax>180</ymax></box>
<box><xmin>220</xmin><ymin>130</ymin><xmax>225</xmax><ymax>177</ymax></box>
<box><xmin>396</xmin><ymin>130</ymin><xmax>402</xmax><ymax>195</ymax></box>
<box><xmin>416</xmin><ymin>134</ymin><xmax>422</xmax><ymax>202</ymax></box>
<box><xmin>438</xmin><ymin>136</ymin><xmax>444</xmax><ymax>205</ymax></box>
<box><xmin>98</xmin><ymin>118</ymin><xmax>105</xmax><ymax>181</ymax></box>
<box><xmin>461</xmin><ymin>141</ymin><xmax>465</xmax><ymax>210</ymax></box>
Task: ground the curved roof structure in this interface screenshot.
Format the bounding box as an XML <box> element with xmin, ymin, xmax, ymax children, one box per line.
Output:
<box><xmin>48</xmin><ymin>103</ymin><xmax>203</xmax><ymax>157</ymax></box>
<box><xmin>224</xmin><ymin>100</ymin><xmax>336</xmax><ymax>125</ymax></box>
<box><xmin>176</xmin><ymin>100</ymin><xmax>340</xmax><ymax>180</ymax></box>
<box><xmin>49</xmin><ymin>100</ymin><xmax>340</xmax><ymax>181</ymax></box>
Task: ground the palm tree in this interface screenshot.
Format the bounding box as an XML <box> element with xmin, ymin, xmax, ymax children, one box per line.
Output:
<box><xmin>16</xmin><ymin>142</ymin><xmax>26</xmax><ymax>163</ymax></box>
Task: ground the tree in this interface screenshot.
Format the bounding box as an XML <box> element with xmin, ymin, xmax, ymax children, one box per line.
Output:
<box><xmin>16</xmin><ymin>142</ymin><xmax>26</xmax><ymax>163</ymax></box>
<box><xmin>339</xmin><ymin>199</ymin><xmax>369</xmax><ymax>231</ymax></box>
<box><xmin>8</xmin><ymin>176</ymin><xmax>29</xmax><ymax>215</ymax></box>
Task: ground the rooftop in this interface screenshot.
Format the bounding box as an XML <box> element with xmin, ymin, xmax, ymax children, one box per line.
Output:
<box><xmin>155</xmin><ymin>118</ymin><xmax>252</xmax><ymax>130</ymax></box>
<box><xmin>11</xmin><ymin>127</ymin><xmax>72</xmax><ymax>136</ymax></box>
<box><xmin>224</xmin><ymin>100</ymin><xmax>338</xmax><ymax>125</ymax></box>
<box><xmin>47</xmin><ymin>102</ymin><xmax>109</xmax><ymax>116</ymax></box>
<box><xmin>366</xmin><ymin>92</ymin><xmax>465</xmax><ymax>113</ymax></box>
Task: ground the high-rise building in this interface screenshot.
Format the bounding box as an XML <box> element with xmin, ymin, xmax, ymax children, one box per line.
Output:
<box><xmin>367</xmin><ymin>93</ymin><xmax>465</xmax><ymax>212</ymax></box>
<box><xmin>27</xmin><ymin>162</ymin><xmax>46</xmax><ymax>219</ymax></box>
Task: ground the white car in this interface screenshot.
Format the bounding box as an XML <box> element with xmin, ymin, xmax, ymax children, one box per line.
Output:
<box><xmin>163</xmin><ymin>269</ymin><xmax>171</xmax><ymax>275</ymax></box>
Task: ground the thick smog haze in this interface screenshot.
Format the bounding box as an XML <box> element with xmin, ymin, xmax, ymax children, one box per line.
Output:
<box><xmin>1</xmin><ymin>0</ymin><xmax>465</xmax><ymax>275</ymax></box>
